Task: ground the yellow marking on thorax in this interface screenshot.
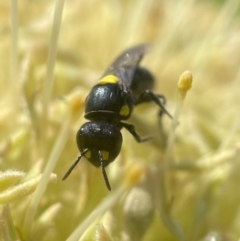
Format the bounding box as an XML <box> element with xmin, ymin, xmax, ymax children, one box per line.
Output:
<box><xmin>84</xmin><ymin>150</ymin><xmax>91</xmax><ymax>159</ymax></box>
<box><xmin>101</xmin><ymin>150</ymin><xmax>109</xmax><ymax>161</ymax></box>
<box><xmin>98</xmin><ymin>75</ymin><xmax>118</xmax><ymax>85</ymax></box>
<box><xmin>120</xmin><ymin>105</ymin><xmax>130</xmax><ymax>116</ymax></box>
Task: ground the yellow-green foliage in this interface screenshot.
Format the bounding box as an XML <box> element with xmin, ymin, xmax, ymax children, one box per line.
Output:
<box><xmin>1</xmin><ymin>0</ymin><xmax>240</xmax><ymax>241</ymax></box>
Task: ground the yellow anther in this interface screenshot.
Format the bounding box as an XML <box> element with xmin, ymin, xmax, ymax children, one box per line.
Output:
<box><xmin>177</xmin><ymin>70</ymin><xmax>193</xmax><ymax>100</ymax></box>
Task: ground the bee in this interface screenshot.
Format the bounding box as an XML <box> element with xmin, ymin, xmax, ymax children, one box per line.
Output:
<box><xmin>62</xmin><ymin>44</ymin><xmax>172</xmax><ymax>190</ymax></box>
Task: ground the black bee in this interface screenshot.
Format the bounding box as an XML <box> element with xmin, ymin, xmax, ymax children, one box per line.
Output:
<box><xmin>62</xmin><ymin>44</ymin><xmax>172</xmax><ymax>190</ymax></box>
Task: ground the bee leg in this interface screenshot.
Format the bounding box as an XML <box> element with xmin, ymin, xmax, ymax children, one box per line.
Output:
<box><xmin>62</xmin><ymin>148</ymin><xmax>89</xmax><ymax>180</ymax></box>
<box><xmin>137</xmin><ymin>90</ymin><xmax>173</xmax><ymax>119</ymax></box>
<box><xmin>98</xmin><ymin>150</ymin><xmax>111</xmax><ymax>191</ymax></box>
<box><xmin>155</xmin><ymin>94</ymin><xmax>166</xmax><ymax>118</ymax></box>
<box><xmin>120</xmin><ymin>122</ymin><xmax>151</xmax><ymax>143</ymax></box>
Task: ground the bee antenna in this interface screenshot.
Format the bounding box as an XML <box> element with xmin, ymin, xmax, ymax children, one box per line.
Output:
<box><xmin>62</xmin><ymin>149</ymin><xmax>89</xmax><ymax>181</ymax></box>
<box><xmin>98</xmin><ymin>151</ymin><xmax>111</xmax><ymax>191</ymax></box>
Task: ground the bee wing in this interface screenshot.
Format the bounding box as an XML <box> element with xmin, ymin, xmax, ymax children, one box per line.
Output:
<box><xmin>102</xmin><ymin>44</ymin><xmax>151</xmax><ymax>90</ymax></box>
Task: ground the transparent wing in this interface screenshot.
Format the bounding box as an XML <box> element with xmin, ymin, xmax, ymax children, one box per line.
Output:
<box><xmin>101</xmin><ymin>44</ymin><xmax>151</xmax><ymax>90</ymax></box>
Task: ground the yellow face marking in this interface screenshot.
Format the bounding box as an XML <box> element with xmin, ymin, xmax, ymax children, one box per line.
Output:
<box><xmin>97</xmin><ymin>75</ymin><xmax>118</xmax><ymax>85</ymax></box>
<box><xmin>84</xmin><ymin>150</ymin><xmax>91</xmax><ymax>159</ymax></box>
<box><xmin>101</xmin><ymin>150</ymin><xmax>109</xmax><ymax>161</ymax></box>
<box><xmin>120</xmin><ymin>105</ymin><xmax>130</xmax><ymax>116</ymax></box>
